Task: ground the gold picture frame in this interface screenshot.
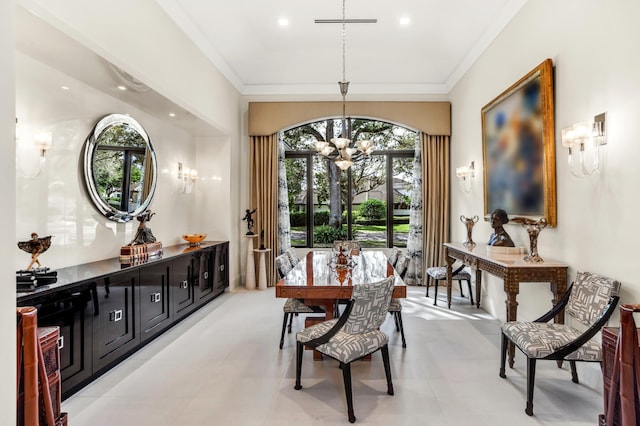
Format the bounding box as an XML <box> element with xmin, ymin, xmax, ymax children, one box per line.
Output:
<box><xmin>481</xmin><ymin>58</ymin><xmax>557</xmax><ymax>227</ymax></box>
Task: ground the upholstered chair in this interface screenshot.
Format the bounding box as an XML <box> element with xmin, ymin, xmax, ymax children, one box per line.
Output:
<box><xmin>425</xmin><ymin>263</ymin><xmax>473</xmax><ymax>306</ymax></box>
<box><xmin>276</xmin><ymin>253</ymin><xmax>322</xmax><ymax>349</ymax></box>
<box><xmin>295</xmin><ymin>276</ymin><xmax>396</xmax><ymax>423</ymax></box>
<box><xmin>499</xmin><ymin>271</ymin><xmax>620</xmax><ymax>416</ymax></box>
<box><xmin>388</xmin><ymin>254</ymin><xmax>410</xmax><ymax>348</ymax></box>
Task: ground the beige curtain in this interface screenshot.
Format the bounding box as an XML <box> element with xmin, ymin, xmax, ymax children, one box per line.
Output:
<box><xmin>249</xmin><ymin>134</ymin><xmax>279</xmax><ymax>286</ymax></box>
<box><xmin>422</xmin><ymin>133</ymin><xmax>450</xmax><ymax>269</ymax></box>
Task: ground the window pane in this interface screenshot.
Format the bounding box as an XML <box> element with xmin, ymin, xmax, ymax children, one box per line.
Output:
<box><xmin>312</xmin><ymin>156</ymin><xmax>335</xmax><ymax>248</ymax></box>
<box><xmin>285</xmin><ymin>158</ymin><xmax>308</xmax><ymax>247</ymax></box>
<box><xmin>392</xmin><ymin>157</ymin><xmax>413</xmax><ymax>248</ymax></box>
<box><xmin>351</xmin><ymin>155</ymin><xmax>386</xmax><ymax>248</ymax></box>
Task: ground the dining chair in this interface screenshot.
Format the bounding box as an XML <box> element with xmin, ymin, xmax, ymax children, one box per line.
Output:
<box><xmin>499</xmin><ymin>270</ymin><xmax>620</xmax><ymax>416</ymax></box>
<box><xmin>388</xmin><ymin>254</ymin><xmax>410</xmax><ymax>348</ymax></box>
<box><xmin>295</xmin><ymin>276</ymin><xmax>396</xmax><ymax>423</ymax></box>
<box><xmin>276</xmin><ymin>253</ymin><xmax>323</xmax><ymax>349</ymax></box>
<box><xmin>387</xmin><ymin>247</ymin><xmax>402</xmax><ymax>268</ymax></box>
<box><xmin>285</xmin><ymin>247</ymin><xmax>300</xmax><ymax>266</ymax></box>
<box><xmin>425</xmin><ymin>263</ymin><xmax>473</xmax><ymax>306</ymax></box>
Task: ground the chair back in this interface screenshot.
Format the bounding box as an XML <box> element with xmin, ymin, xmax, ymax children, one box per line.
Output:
<box><xmin>566</xmin><ymin>271</ymin><xmax>621</xmax><ymax>327</ymax></box>
<box><xmin>285</xmin><ymin>248</ymin><xmax>300</xmax><ymax>266</ymax></box>
<box><xmin>395</xmin><ymin>255</ymin><xmax>410</xmax><ymax>280</ymax></box>
<box><xmin>343</xmin><ymin>276</ymin><xmax>395</xmax><ymax>335</ymax></box>
<box><xmin>387</xmin><ymin>247</ymin><xmax>402</xmax><ymax>268</ymax></box>
<box><xmin>275</xmin><ymin>254</ymin><xmax>293</xmax><ymax>279</ymax></box>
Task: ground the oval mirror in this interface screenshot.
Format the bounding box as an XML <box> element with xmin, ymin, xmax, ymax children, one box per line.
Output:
<box><xmin>83</xmin><ymin>114</ymin><xmax>157</xmax><ymax>222</ymax></box>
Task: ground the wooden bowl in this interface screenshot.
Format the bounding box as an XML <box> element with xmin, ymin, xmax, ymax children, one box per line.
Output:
<box><xmin>182</xmin><ymin>233</ymin><xmax>207</xmax><ymax>246</ymax></box>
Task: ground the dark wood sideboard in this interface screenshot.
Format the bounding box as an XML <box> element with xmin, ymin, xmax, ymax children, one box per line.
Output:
<box><xmin>16</xmin><ymin>241</ymin><xmax>229</xmax><ymax>400</ymax></box>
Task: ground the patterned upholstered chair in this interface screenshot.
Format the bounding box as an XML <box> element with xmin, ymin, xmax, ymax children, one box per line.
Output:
<box><xmin>295</xmin><ymin>276</ymin><xmax>396</xmax><ymax>423</ymax></box>
<box><xmin>425</xmin><ymin>263</ymin><xmax>473</xmax><ymax>306</ymax></box>
<box><xmin>387</xmin><ymin>247</ymin><xmax>403</xmax><ymax>268</ymax></box>
<box><xmin>388</xmin><ymin>254</ymin><xmax>410</xmax><ymax>348</ymax></box>
<box><xmin>285</xmin><ymin>247</ymin><xmax>300</xmax><ymax>266</ymax></box>
<box><xmin>276</xmin><ymin>253</ymin><xmax>322</xmax><ymax>349</ymax></box>
<box><xmin>499</xmin><ymin>271</ymin><xmax>621</xmax><ymax>416</ymax></box>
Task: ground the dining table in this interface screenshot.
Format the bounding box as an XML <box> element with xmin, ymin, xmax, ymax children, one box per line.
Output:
<box><xmin>275</xmin><ymin>249</ymin><xmax>407</xmax><ymax>321</ymax></box>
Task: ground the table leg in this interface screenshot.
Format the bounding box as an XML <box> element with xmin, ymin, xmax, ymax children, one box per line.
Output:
<box><xmin>475</xmin><ymin>269</ymin><xmax>482</xmax><ymax>309</ymax></box>
<box><xmin>445</xmin><ymin>253</ymin><xmax>454</xmax><ymax>309</ymax></box>
<box><xmin>504</xmin><ymin>275</ymin><xmax>519</xmax><ymax>368</ymax></box>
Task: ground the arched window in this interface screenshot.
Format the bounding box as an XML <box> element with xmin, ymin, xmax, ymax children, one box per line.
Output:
<box><xmin>282</xmin><ymin>117</ymin><xmax>417</xmax><ymax>248</ymax></box>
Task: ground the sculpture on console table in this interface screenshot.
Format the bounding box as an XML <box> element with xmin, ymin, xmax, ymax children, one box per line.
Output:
<box><xmin>18</xmin><ymin>233</ymin><xmax>52</xmax><ymax>271</ymax></box>
<box><xmin>242</xmin><ymin>208</ymin><xmax>257</xmax><ymax>235</ymax></box>
<box><xmin>512</xmin><ymin>217</ymin><xmax>548</xmax><ymax>262</ymax></box>
<box><xmin>129</xmin><ymin>210</ymin><xmax>156</xmax><ymax>244</ymax></box>
<box><xmin>487</xmin><ymin>208</ymin><xmax>515</xmax><ymax>247</ymax></box>
<box><xmin>460</xmin><ymin>215</ymin><xmax>479</xmax><ymax>248</ymax></box>
<box><xmin>121</xmin><ymin>210</ymin><xmax>163</xmax><ymax>261</ymax></box>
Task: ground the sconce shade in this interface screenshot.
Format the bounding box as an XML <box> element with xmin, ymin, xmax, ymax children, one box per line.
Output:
<box><xmin>34</xmin><ymin>132</ymin><xmax>52</xmax><ymax>151</ymax></box>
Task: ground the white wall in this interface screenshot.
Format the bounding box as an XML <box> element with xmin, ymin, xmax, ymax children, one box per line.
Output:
<box><xmin>449</xmin><ymin>0</ymin><xmax>640</xmax><ymax>387</ymax></box>
<box><xmin>1</xmin><ymin>1</ymin><xmax>16</xmax><ymax>422</ymax></box>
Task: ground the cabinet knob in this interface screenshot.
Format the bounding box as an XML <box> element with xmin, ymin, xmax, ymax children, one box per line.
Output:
<box><xmin>57</xmin><ymin>336</ymin><xmax>64</xmax><ymax>350</ymax></box>
<box><xmin>220</xmin><ymin>265</ymin><xmax>225</xmax><ymax>272</ymax></box>
<box><xmin>179</xmin><ymin>280</ymin><xmax>188</xmax><ymax>289</ymax></box>
<box><xmin>151</xmin><ymin>293</ymin><xmax>161</xmax><ymax>303</ymax></box>
<box><xmin>203</xmin><ymin>271</ymin><xmax>209</xmax><ymax>280</ymax></box>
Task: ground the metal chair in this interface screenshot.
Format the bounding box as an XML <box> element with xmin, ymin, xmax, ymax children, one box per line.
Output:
<box><xmin>295</xmin><ymin>276</ymin><xmax>396</xmax><ymax>423</ymax></box>
<box><xmin>499</xmin><ymin>271</ymin><xmax>620</xmax><ymax>416</ymax></box>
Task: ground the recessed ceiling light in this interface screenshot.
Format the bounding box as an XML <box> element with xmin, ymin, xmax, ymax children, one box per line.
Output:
<box><xmin>61</xmin><ymin>86</ymin><xmax>70</xmax><ymax>90</ymax></box>
<box><xmin>169</xmin><ymin>113</ymin><xmax>176</xmax><ymax>117</ymax></box>
<box><xmin>400</xmin><ymin>17</ymin><xmax>410</xmax><ymax>26</ymax></box>
<box><xmin>278</xmin><ymin>18</ymin><xmax>289</xmax><ymax>26</ymax></box>
<box><xmin>117</xmin><ymin>85</ymin><xmax>127</xmax><ymax>91</ymax></box>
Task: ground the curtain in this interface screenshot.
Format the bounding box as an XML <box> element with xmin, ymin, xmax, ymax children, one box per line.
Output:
<box><xmin>403</xmin><ymin>133</ymin><xmax>423</xmax><ymax>286</ymax></box>
<box><xmin>422</xmin><ymin>133</ymin><xmax>450</xmax><ymax>270</ymax></box>
<box><xmin>277</xmin><ymin>135</ymin><xmax>291</xmax><ymax>253</ymax></box>
<box><xmin>249</xmin><ymin>134</ymin><xmax>279</xmax><ymax>286</ymax></box>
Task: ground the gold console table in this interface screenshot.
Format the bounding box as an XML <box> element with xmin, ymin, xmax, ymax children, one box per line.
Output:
<box><xmin>443</xmin><ymin>242</ymin><xmax>569</xmax><ymax>367</ymax></box>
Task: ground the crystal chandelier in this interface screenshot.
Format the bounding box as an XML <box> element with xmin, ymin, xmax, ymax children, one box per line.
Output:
<box><xmin>314</xmin><ymin>0</ymin><xmax>374</xmax><ymax>171</ymax></box>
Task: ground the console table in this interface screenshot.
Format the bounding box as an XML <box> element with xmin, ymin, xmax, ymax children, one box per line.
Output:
<box><xmin>443</xmin><ymin>242</ymin><xmax>569</xmax><ymax>367</ymax></box>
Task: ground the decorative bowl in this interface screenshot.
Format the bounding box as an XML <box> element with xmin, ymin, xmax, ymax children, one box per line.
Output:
<box><xmin>182</xmin><ymin>233</ymin><xmax>207</xmax><ymax>247</ymax></box>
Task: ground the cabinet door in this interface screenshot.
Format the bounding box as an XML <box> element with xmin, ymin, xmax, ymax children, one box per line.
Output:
<box><xmin>92</xmin><ymin>270</ymin><xmax>139</xmax><ymax>372</ymax></box>
<box><xmin>196</xmin><ymin>247</ymin><xmax>215</xmax><ymax>304</ymax></box>
<box><xmin>138</xmin><ymin>262</ymin><xmax>172</xmax><ymax>342</ymax></box>
<box><xmin>29</xmin><ymin>285</ymin><xmax>94</xmax><ymax>399</ymax></box>
<box><xmin>172</xmin><ymin>254</ymin><xmax>197</xmax><ymax>320</ymax></box>
<box><xmin>213</xmin><ymin>242</ymin><xmax>229</xmax><ymax>292</ymax></box>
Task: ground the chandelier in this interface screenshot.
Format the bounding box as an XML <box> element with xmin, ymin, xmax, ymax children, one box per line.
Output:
<box><xmin>314</xmin><ymin>0</ymin><xmax>374</xmax><ymax>171</ymax></box>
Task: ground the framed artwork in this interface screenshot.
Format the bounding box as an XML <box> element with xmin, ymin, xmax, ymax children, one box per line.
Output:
<box><xmin>481</xmin><ymin>58</ymin><xmax>557</xmax><ymax>227</ymax></box>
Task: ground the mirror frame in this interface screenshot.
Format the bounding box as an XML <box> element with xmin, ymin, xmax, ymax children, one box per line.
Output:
<box><xmin>83</xmin><ymin>114</ymin><xmax>158</xmax><ymax>223</ymax></box>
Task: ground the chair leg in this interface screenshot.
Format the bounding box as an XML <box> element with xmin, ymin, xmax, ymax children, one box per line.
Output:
<box><xmin>569</xmin><ymin>360</ymin><xmax>579</xmax><ymax>384</ymax></box>
<box><xmin>294</xmin><ymin>341</ymin><xmax>303</xmax><ymax>390</ymax></box>
<box><xmin>525</xmin><ymin>357</ymin><xmax>536</xmax><ymax>416</ymax></box>
<box><xmin>499</xmin><ymin>332</ymin><xmax>507</xmax><ymax>378</ymax></box>
<box><xmin>425</xmin><ymin>276</ymin><xmax>430</xmax><ymax>297</ymax></box>
<box><xmin>279</xmin><ymin>313</ymin><xmax>289</xmax><ymax>349</ymax></box>
<box><xmin>395</xmin><ymin>312</ymin><xmax>407</xmax><ymax>348</ymax></box>
<box><xmin>466</xmin><ymin>279</ymin><xmax>474</xmax><ymax>305</ymax></box>
<box><xmin>457</xmin><ymin>279</ymin><xmax>465</xmax><ymax>297</ymax></box>
<box><xmin>287</xmin><ymin>312</ymin><xmax>294</xmax><ymax>333</ymax></box>
<box><xmin>393</xmin><ymin>311</ymin><xmax>400</xmax><ymax>332</ymax></box>
<box><xmin>341</xmin><ymin>362</ymin><xmax>356</xmax><ymax>423</ymax></box>
<box><xmin>433</xmin><ymin>279</ymin><xmax>439</xmax><ymax>306</ymax></box>
<box><xmin>381</xmin><ymin>344</ymin><xmax>394</xmax><ymax>396</ymax></box>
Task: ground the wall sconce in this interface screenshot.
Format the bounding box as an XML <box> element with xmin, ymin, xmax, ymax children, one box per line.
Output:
<box><xmin>177</xmin><ymin>162</ymin><xmax>198</xmax><ymax>194</ymax></box>
<box><xmin>455</xmin><ymin>161</ymin><xmax>475</xmax><ymax>193</ymax></box>
<box><xmin>16</xmin><ymin>117</ymin><xmax>53</xmax><ymax>177</ymax></box>
<box><xmin>561</xmin><ymin>113</ymin><xmax>607</xmax><ymax>177</ymax></box>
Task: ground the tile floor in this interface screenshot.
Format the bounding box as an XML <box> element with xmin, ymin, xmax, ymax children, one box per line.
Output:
<box><xmin>62</xmin><ymin>286</ymin><xmax>604</xmax><ymax>425</ymax></box>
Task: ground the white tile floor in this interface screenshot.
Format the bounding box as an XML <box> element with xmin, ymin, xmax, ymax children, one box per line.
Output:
<box><xmin>62</xmin><ymin>286</ymin><xmax>604</xmax><ymax>425</ymax></box>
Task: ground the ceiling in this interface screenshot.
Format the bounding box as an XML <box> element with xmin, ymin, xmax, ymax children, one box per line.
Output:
<box><xmin>157</xmin><ymin>0</ymin><xmax>528</xmax><ymax>96</ymax></box>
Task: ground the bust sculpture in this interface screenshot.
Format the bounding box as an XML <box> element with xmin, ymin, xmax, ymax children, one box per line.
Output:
<box><xmin>487</xmin><ymin>208</ymin><xmax>515</xmax><ymax>247</ymax></box>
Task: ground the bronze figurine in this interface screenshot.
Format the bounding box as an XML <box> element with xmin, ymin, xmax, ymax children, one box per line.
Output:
<box><xmin>129</xmin><ymin>211</ymin><xmax>157</xmax><ymax>245</ymax></box>
<box><xmin>487</xmin><ymin>209</ymin><xmax>515</xmax><ymax>247</ymax></box>
<box><xmin>18</xmin><ymin>233</ymin><xmax>52</xmax><ymax>271</ymax></box>
<box><xmin>242</xmin><ymin>208</ymin><xmax>257</xmax><ymax>235</ymax></box>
